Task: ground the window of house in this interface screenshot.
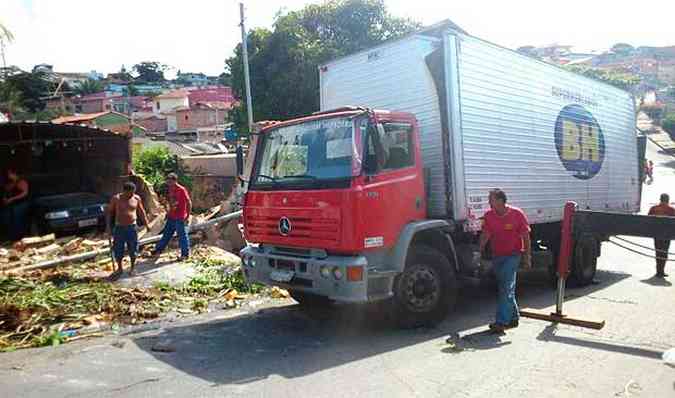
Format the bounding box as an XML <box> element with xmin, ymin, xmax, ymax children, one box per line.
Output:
<box><xmin>185</xmin><ymin>115</ymin><xmax>189</xmax><ymax>120</ymax></box>
<box><xmin>365</xmin><ymin>122</ymin><xmax>414</xmax><ymax>173</ymax></box>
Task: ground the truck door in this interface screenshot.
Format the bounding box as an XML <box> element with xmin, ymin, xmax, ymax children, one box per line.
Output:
<box><xmin>359</xmin><ymin>118</ymin><xmax>425</xmax><ymax>250</ymax></box>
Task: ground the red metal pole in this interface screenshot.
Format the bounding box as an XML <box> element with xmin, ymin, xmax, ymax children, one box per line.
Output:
<box><xmin>558</xmin><ymin>201</ymin><xmax>576</xmax><ymax>278</ymax></box>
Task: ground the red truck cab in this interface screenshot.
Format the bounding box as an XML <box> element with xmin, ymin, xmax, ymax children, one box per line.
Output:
<box><xmin>241</xmin><ymin>108</ymin><xmax>456</xmax><ymax>326</ymax></box>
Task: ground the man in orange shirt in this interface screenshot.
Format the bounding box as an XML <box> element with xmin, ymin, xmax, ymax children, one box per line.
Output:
<box><xmin>648</xmin><ymin>193</ymin><xmax>675</xmax><ymax>278</ymax></box>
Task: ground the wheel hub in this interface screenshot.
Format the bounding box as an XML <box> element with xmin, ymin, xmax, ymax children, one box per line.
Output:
<box><xmin>404</xmin><ymin>266</ymin><xmax>440</xmax><ymax>312</ymax></box>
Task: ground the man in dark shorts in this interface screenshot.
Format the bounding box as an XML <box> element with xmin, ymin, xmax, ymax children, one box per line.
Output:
<box><xmin>107</xmin><ymin>182</ymin><xmax>150</xmax><ymax>277</ymax></box>
<box><xmin>648</xmin><ymin>193</ymin><xmax>675</xmax><ymax>278</ymax></box>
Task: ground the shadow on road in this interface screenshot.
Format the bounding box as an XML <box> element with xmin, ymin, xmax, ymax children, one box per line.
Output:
<box><xmin>640</xmin><ymin>276</ymin><xmax>672</xmax><ymax>287</ymax></box>
<box><xmin>133</xmin><ymin>267</ymin><xmax>630</xmax><ymax>386</ymax></box>
<box><xmin>536</xmin><ymin>324</ymin><xmax>663</xmax><ymax>360</ymax></box>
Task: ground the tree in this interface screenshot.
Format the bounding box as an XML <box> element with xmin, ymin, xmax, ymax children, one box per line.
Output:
<box><xmin>611</xmin><ymin>43</ymin><xmax>635</xmax><ymax>56</ymax></box>
<box><xmin>74</xmin><ymin>78</ymin><xmax>104</xmax><ymax>96</ymax></box>
<box><xmin>563</xmin><ymin>65</ymin><xmax>640</xmax><ymax>91</ymax></box>
<box><xmin>218</xmin><ymin>71</ymin><xmax>231</xmax><ymax>86</ymax></box>
<box><xmin>114</xmin><ymin>65</ymin><xmax>133</xmax><ymax>82</ymax></box>
<box><xmin>662</xmin><ymin>113</ymin><xmax>675</xmax><ymax>139</ymax></box>
<box><xmin>0</xmin><ymin>71</ymin><xmax>55</xmax><ymax>113</ymax></box>
<box><xmin>0</xmin><ymin>21</ymin><xmax>14</xmax><ymax>69</ymax></box>
<box><xmin>132</xmin><ymin>61</ymin><xmax>167</xmax><ymax>83</ymax></box>
<box><xmin>125</xmin><ymin>84</ymin><xmax>140</xmax><ymax>96</ymax></box>
<box><xmin>226</xmin><ymin>0</ymin><xmax>420</xmax><ymax>134</ymax></box>
<box><xmin>132</xmin><ymin>146</ymin><xmax>192</xmax><ymax>192</ymax></box>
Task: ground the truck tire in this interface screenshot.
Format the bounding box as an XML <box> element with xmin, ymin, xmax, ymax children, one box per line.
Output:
<box><xmin>391</xmin><ymin>245</ymin><xmax>458</xmax><ymax>328</ymax></box>
<box><xmin>289</xmin><ymin>290</ymin><xmax>331</xmax><ymax>308</ymax></box>
<box><xmin>568</xmin><ymin>237</ymin><xmax>598</xmax><ymax>287</ymax></box>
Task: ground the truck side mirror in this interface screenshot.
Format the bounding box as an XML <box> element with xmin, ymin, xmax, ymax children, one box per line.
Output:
<box><xmin>236</xmin><ymin>145</ymin><xmax>244</xmax><ymax>178</ymax></box>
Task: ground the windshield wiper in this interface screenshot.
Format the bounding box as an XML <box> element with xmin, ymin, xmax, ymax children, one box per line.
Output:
<box><xmin>281</xmin><ymin>174</ymin><xmax>318</xmax><ymax>182</ymax></box>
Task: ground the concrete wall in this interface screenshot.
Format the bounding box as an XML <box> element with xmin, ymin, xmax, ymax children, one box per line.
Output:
<box><xmin>189</xmin><ymin>175</ymin><xmax>236</xmax><ymax>210</ymax></box>
<box><xmin>176</xmin><ymin>107</ymin><xmax>225</xmax><ymax>131</ymax></box>
<box><xmin>153</xmin><ymin>97</ymin><xmax>189</xmax><ymax>113</ymax></box>
<box><xmin>181</xmin><ymin>154</ymin><xmax>237</xmax><ymax>176</ymax></box>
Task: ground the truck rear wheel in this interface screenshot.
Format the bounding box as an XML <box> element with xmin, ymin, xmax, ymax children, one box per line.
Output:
<box><xmin>568</xmin><ymin>237</ymin><xmax>598</xmax><ymax>287</ymax></box>
<box><xmin>392</xmin><ymin>245</ymin><xmax>458</xmax><ymax>328</ymax></box>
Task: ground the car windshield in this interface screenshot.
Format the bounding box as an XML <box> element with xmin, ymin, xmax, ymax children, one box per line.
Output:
<box><xmin>252</xmin><ymin>116</ymin><xmax>361</xmax><ymax>189</ymax></box>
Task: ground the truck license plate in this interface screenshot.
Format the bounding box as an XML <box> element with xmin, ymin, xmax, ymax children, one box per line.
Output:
<box><xmin>270</xmin><ymin>270</ymin><xmax>295</xmax><ymax>283</ymax></box>
<box><xmin>78</xmin><ymin>218</ymin><xmax>98</xmax><ymax>228</ymax></box>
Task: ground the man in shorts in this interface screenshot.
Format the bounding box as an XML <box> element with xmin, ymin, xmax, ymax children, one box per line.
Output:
<box><xmin>107</xmin><ymin>182</ymin><xmax>150</xmax><ymax>277</ymax></box>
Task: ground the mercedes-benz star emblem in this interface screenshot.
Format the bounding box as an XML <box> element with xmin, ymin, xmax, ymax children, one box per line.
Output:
<box><xmin>278</xmin><ymin>217</ymin><xmax>292</xmax><ymax>236</ymax></box>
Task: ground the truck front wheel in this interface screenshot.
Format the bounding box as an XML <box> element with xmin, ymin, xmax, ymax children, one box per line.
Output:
<box><xmin>392</xmin><ymin>245</ymin><xmax>458</xmax><ymax>328</ymax></box>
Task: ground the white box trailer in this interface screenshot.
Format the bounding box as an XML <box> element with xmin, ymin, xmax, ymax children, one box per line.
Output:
<box><xmin>320</xmin><ymin>22</ymin><xmax>640</xmax><ymax>229</ymax></box>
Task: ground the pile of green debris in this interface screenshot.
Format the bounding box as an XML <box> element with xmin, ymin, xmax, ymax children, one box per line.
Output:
<box><xmin>0</xmin><ymin>245</ymin><xmax>263</xmax><ymax>352</ymax></box>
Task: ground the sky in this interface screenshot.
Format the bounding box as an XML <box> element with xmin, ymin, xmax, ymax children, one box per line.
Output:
<box><xmin>1</xmin><ymin>0</ymin><xmax>674</xmax><ymax>77</ymax></box>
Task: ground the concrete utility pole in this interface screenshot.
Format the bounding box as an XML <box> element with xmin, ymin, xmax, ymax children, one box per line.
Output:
<box><xmin>239</xmin><ymin>2</ymin><xmax>254</xmax><ymax>133</ymax></box>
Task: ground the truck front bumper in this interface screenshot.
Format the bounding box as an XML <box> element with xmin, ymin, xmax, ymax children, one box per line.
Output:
<box><xmin>240</xmin><ymin>245</ymin><xmax>373</xmax><ymax>303</ymax></box>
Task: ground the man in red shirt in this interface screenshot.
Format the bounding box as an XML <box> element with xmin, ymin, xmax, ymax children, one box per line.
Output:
<box><xmin>648</xmin><ymin>193</ymin><xmax>675</xmax><ymax>278</ymax></box>
<box><xmin>153</xmin><ymin>173</ymin><xmax>192</xmax><ymax>260</ymax></box>
<box><xmin>480</xmin><ymin>188</ymin><xmax>531</xmax><ymax>333</ymax></box>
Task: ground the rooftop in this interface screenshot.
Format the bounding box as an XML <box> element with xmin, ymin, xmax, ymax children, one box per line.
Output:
<box><xmin>156</xmin><ymin>90</ymin><xmax>189</xmax><ymax>100</ymax></box>
<box><xmin>52</xmin><ymin>111</ymin><xmax>129</xmax><ymax>124</ymax></box>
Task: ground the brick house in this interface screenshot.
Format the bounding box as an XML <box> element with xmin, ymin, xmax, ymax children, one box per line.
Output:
<box><xmin>135</xmin><ymin>114</ymin><xmax>168</xmax><ymax>133</ymax></box>
<box><xmin>175</xmin><ymin>102</ymin><xmax>227</xmax><ymax>131</ymax></box>
<box><xmin>72</xmin><ymin>93</ymin><xmax>125</xmax><ymax>114</ymax></box>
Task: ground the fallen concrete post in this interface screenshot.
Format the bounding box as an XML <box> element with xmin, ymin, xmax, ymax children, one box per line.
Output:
<box><xmin>5</xmin><ymin>211</ymin><xmax>243</xmax><ymax>274</ymax></box>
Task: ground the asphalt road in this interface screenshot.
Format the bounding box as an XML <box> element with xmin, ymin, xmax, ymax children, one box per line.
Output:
<box><xmin>1</xmin><ymin>140</ymin><xmax>674</xmax><ymax>398</ymax></box>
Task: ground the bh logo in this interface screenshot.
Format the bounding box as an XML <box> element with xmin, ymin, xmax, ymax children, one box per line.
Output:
<box><xmin>554</xmin><ymin>104</ymin><xmax>605</xmax><ymax>180</ymax></box>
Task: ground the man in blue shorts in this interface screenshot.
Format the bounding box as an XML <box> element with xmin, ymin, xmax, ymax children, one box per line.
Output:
<box><xmin>107</xmin><ymin>182</ymin><xmax>150</xmax><ymax>278</ymax></box>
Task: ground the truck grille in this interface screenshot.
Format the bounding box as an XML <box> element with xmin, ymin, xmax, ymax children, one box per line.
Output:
<box><xmin>245</xmin><ymin>215</ymin><xmax>339</xmax><ymax>244</ymax></box>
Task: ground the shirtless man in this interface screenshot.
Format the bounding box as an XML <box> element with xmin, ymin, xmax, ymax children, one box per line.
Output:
<box><xmin>107</xmin><ymin>182</ymin><xmax>150</xmax><ymax>277</ymax></box>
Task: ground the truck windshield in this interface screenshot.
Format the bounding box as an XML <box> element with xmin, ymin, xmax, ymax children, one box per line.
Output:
<box><xmin>251</xmin><ymin>116</ymin><xmax>361</xmax><ymax>190</ymax></box>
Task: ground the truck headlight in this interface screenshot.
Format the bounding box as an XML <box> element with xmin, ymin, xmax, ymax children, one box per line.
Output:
<box><xmin>45</xmin><ymin>210</ymin><xmax>70</xmax><ymax>220</ymax></box>
<box><xmin>320</xmin><ymin>266</ymin><xmax>331</xmax><ymax>278</ymax></box>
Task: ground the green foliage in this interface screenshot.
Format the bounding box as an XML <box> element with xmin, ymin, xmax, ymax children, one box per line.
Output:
<box><xmin>0</xmin><ymin>71</ymin><xmax>56</xmax><ymax>113</ymax></box>
<box><xmin>564</xmin><ymin>65</ymin><xmax>640</xmax><ymax>91</ymax></box>
<box><xmin>74</xmin><ymin>78</ymin><xmax>104</xmax><ymax>96</ymax></box>
<box><xmin>132</xmin><ymin>146</ymin><xmax>192</xmax><ymax>192</ymax></box>
<box><xmin>226</xmin><ymin>0</ymin><xmax>420</xmax><ymax>134</ymax></box>
<box><xmin>125</xmin><ymin>84</ymin><xmax>140</xmax><ymax>96</ymax></box>
<box><xmin>0</xmin><ymin>21</ymin><xmax>15</xmax><ymax>43</ymax></box>
<box><xmin>218</xmin><ymin>72</ymin><xmax>232</xmax><ymax>86</ymax></box>
<box><xmin>133</xmin><ymin>61</ymin><xmax>167</xmax><ymax>83</ymax></box>
<box><xmin>662</xmin><ymin>113</ymin><xmax>675</xmax><ymax>138</ymax></box>
<box><xmin>611</xmin><ymin>43</ymin><xmax>635</xmax><ymax>56</ymax></box>
<box><xmin>667</xmin><ymin>87</ymin><xmax>675</xmax><ymax>99</ymax></box>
